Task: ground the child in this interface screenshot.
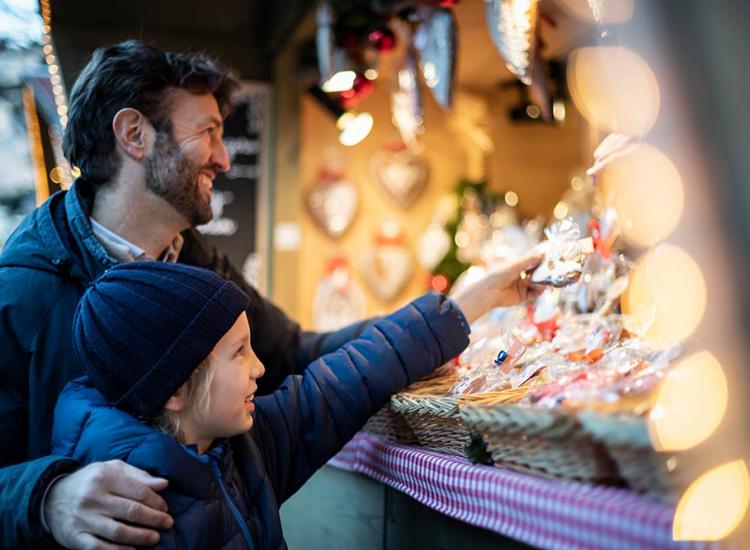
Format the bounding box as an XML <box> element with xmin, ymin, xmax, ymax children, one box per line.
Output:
<box><xmin>50</xmin><ymin>261</ymin><xmax>472</xmax><ymax>549</ymax></box>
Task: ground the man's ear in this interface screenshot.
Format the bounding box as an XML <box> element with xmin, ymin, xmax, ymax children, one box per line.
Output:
<box><xmin>164</xmin><ymin>385</ymin><xmax>187</xmax><ymax>413</ymax></box>
<box><xmin>112</xmin><ymin>107</ymin><xmax>152</xmax><ymax>161</ymax></box>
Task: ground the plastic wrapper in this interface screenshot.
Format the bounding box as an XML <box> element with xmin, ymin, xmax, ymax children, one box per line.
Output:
<box><xmin>450</xmin><ymin>329</ymin><xmax>527</xmax><ymax>395</ymax></box>
<box><xmin>523</xmin><ymin>339</ymin><xmax>680</xmax><ymax>409</ymax></box>
<box><xmin>530</xmin><ymin>219</ymin><xmax>594</xmax><ymax>287</ymax></box>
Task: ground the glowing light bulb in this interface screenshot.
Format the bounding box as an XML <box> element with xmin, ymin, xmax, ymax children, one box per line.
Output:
<box><xmin>322</xmin><ymin>71</ymin><xmax>356</xmax><ymax>93</ymax></box>
<box><xmin>338</xmin><ymin>112</ymin><xmax>373</xmax><ymax>147</ymax></box>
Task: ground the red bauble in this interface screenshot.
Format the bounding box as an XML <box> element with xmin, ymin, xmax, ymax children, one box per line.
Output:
<box><xmin>438</xmin><ymin>0</ymin><xmax>459</xmax><ymax>6</ymax></box>
<box><xmin>368</xmin><ymin>28</ymin><xmax>396</xmax><ymax>52</ymax></box>
<box><xmin>352</xmin><ymin>74</ymin><xmax>375</xmax><ymax>97</ymax></box>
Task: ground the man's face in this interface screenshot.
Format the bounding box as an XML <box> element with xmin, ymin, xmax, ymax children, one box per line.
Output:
<box><xmin>144</xmin><ymin>89</ymin><xmax>230</xmax><ymax>226</ymax></box>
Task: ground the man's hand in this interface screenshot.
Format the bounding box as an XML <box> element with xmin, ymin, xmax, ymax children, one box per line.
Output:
<box><xmin>451</xmin><ymin>253</ymin><xmax>545</xmax><ymax>324</ymax></box>
<box><xmin>44</xmin><ymin>460</ymin><xmax>173</xmax><ymax>550</ymax></box>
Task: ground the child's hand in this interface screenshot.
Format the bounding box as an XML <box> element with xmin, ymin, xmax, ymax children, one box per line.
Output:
<box><xmin>45</xmin><ymin>460</ymin><xmax>174</xmax><ymax>549</ymax></box>
<box><xmin>450</xmin><ymin>253</ymin><xmax>545</xmax><ymax>324</ymax></box>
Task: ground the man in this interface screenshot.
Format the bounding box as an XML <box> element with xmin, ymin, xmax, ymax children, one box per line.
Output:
<box><xmin>0</xmin><ymin>40</ymin><xmax>378</xmax><ymax>549</ymax></box>
<box><xmin>0</xmin><ymin>40</ymin><xmax>541</xmax><ymax>548</ymax></box>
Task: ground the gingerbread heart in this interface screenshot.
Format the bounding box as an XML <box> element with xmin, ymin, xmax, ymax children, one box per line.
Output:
<box><xmin>306</xmin><ymin>176</ymin><xmax>358</xmax><ymax>239</ymax></box>
<box><xmin>361</xmin><ymin>243</ymin><xmax>413</xmax><ymax>302</ymax></box>
<box><xmin>370</xmin><ymin>146</ymin><xmax>429</xmax><ymax>208</ymax></box>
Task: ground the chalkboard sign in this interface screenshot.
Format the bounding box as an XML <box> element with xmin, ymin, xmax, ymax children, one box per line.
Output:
<box><xmin>197</xmin><ymin>83</ymin><xmax>271</xmax><ymax>292</ymax></box>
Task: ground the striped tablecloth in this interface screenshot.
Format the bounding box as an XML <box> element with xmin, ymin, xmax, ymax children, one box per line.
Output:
<box><xmin>329</xmin><ymin>432</ymin><xmax>717</xmax><ymax>550</ymax></box>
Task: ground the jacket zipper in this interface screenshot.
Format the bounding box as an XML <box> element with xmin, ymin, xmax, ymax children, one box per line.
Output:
<box><xmin>209</xmin><ymin>459</ymin><xmax>255</xmax><ymax>549</ymax></box>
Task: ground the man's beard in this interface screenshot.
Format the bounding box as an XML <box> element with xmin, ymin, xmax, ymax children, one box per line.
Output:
<box><xmin>145</xmin><ymin>131</ymin><xmax>213</xmax><ymax>226</ymax></box>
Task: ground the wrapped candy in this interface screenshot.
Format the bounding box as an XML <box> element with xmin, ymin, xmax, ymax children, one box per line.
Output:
<box><xmin>450</xmin><ymin>328</ymin><xmax>527</xmax><ymax>395</ymax></box>
<box><xmin>530</xmin><ymin>219</ymin><xmax>594</xmax><ymax>287</ymax></box>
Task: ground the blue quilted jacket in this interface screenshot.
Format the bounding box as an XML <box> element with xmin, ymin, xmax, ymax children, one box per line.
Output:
<box><xmin>51</xmin><ymin>292</ymin><xmax>470</xmax><ymax>549</ymax></box>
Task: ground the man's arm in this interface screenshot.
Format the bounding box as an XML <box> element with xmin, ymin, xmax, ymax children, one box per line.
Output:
<box><xmin>0</xmin><ymin>456</ymin><xmax>78</xmax><ymax>548</ymax></box>
<box><xmin>0</xmin><ymin>273</ymin><xmax>173</xmax><ymax>549</ymax></box>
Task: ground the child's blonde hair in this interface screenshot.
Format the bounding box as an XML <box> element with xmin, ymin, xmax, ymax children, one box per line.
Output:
<box><xmin>154</xmin><ymin>356</ymin><xmax>216</xmax><ymax>442</ymax></box>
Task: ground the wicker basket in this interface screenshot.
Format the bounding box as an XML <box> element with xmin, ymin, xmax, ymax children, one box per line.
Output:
<box><xmin>461</xmin><ymin>403</ymin><xmax>622</xmax><ymax>485</ymax></box>
<box><xmin>362</xmin><ymin>404</ymin><xmax>419</xmax><ymax>445</ymax></box>
<box><xmin>579</xmin><ymin>411</ymin><xmax>692</xmax><ymax>500</ymax></box>
<box><xmin>391</xmin><ymin>389</ymin><xmax>528</xmax><ymax>458</ymax></box>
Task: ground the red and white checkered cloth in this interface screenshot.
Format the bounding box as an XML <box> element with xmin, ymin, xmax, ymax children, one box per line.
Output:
<box><xmin>329</xmin><ymin>433</ymin><xmax>718</xmax><ymax>550</ymax></box>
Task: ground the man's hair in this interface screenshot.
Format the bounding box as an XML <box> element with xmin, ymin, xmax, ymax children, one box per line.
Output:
<box><xmin>62</xmin><ymin>40</ymin><xmax>238</xmax><ymax>184</ymax></box>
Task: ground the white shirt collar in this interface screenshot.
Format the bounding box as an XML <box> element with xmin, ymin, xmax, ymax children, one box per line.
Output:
<box><xmin>90</xmin><ymin>217</ymin><xmax>146</xmax><ymax>260</ymax></box>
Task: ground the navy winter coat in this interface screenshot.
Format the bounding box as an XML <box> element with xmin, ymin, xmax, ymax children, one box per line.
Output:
<box><xmin>51</xmin><ymin>292</ymin><xmax>470</xmax><ymax>549</ymax></box>
<box><xmin>0</xmin><ymin>180</ymin><xmax>371</xmax><ymax>547</ymax></box>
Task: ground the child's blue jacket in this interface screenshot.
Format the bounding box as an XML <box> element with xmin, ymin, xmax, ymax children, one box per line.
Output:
<box><xmin>51</xmin><ymin>291</ymin><xmax>470</xmax><ymax>549</ymax></box>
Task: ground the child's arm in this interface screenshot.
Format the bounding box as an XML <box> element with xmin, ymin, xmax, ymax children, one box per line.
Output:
<box><xmin>250</xmin><ymin>291</ymin><xmax>470</xmax><ymax>503</ymax></box>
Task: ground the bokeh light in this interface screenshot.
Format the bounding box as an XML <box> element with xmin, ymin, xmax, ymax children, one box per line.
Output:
<box><xmin>673</xmin><ymin>460</ymin><xmax>750</xmax><ymax>541</ymax></box>
<box><xmin>568</xmin><ymin>46</ymin><xmax>660</xmax><ymax>136</ymax></box>
<box><xmin>649</xmin><ymin>351</ymin><xmax>728</xmax><ymax>451</ymax></box>
<box><xmin>600</xmin><ymin>143</ymin><xmax>684</xmax><ymax>247</ymax></box>
<box><xmin>622</xmin><ymin>244</ymin><xmax>706</xmax><ymax>348</ymax></box>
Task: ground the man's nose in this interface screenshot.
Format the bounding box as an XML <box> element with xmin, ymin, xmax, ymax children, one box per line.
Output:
<box><xmin>212</xmin><ymin>138</ymin><xmax>231</xmax><ymax>173</ymax></box>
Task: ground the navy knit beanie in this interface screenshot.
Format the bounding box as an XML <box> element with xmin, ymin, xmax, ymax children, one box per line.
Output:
<box><xmin>73</xmin><ymin>261</ymin><xmax>250</xmax><ymax>418</ymax></box>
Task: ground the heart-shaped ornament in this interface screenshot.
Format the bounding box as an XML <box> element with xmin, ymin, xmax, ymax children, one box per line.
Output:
<box><xmin>361</xmin><ymin>223</ymin><xmax>413</xmax><ymax>302</ymax></box>
<box><xmin>306</xmin><ymin>173</ymin><xmax>358</xmax><ymax>239</ymax></box>
<box><xmin>312</xmin><ymin>257</ymin><xmax>367</xmax><ymax>331</ymax></box>
<box><xmin>370</xmin><ymin>143</ymin><xmax>429</xmax><ymax>208</ymax></box>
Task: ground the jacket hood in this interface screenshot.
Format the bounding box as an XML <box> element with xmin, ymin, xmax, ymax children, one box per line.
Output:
<box><xmin>0</xmin><ymin>180</ymin><xmax>113</xmax><ymax>283</ymax></box>
<box><xmin>52</xmin><ymin>377</ymin><xmax>217</xmax><ymax>499</ymax></box>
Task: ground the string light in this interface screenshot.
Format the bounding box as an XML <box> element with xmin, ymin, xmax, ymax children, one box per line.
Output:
<box><xmin>38</xmin><ymin>0</ymin><xmax>73</xmax><ymax>188</ymax></box>
<box><xmin>39</xmin><ymin>0</ymin><xmax>68</xmax><ymax>130</ymax></box>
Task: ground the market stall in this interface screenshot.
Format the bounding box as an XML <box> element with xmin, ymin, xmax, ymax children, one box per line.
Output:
<box><xmin>276</xmin><ymin>0</ymin><xmax>749</xmax><ymax>547</ymax></box>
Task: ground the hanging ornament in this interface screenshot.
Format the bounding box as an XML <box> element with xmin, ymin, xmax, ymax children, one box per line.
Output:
<box><xmin>484</xmin><ymin>0</ymin><xmax>539</xmax><ymax>85</ymax></box>
<box><xmin>455</xmin><ymin>187</ymin><xmax>489</xmax><ymax>264</ymax></box>
<box><xmin>316</xmin><ymin>1</ymin><xmax>336</xmax><ymax>87</ymax></box>
<box><xmin>527</xmin><ymin>53</ymin><xmax>551</xmax><ymax>121</ymax></box>
<box><xmin>368</xmin><ymin>27</ymin><xmax>397</xmax><ymax>52</ymax></box>
<box><xmin>586</xmin><ymin>0</ymin><xmax>611</xmax><ymax>38</ymax></box>
<box><xmin>312</xmin><ymin>257</ymin><xmax>367</xmax><ymax>331</ymax></box>
<box><xmin>339</xmin><ymin>73</ymin><xmax>375</xmax><ymax>109</ymax></box>
<box><xmin>414</xmin><ymin>7</ymin><xmax>457</xmax><ymax>110</ymax></box>
<box><xmin>370</xmin><ymin>140</ymin><xmax>429</xmax><ymax>208</ymax></box>
<box><xmin>306</xmin><ymin>169</ymin><xmax>359</xmax><ymax>239</ymax></box>
<box><xmin>361</xmin><ymin>221</ymin><xmax>414</xmax><ymax>302</ymax></box>
<box><xmin>391</xmin><ymin>43</ymin><xmax>424</xmax><ymax>150</ymax></box>
<box><xmin>417</xmin><ymin>222</ymin><xmax>451</xmax><ymax>270</ymax></box>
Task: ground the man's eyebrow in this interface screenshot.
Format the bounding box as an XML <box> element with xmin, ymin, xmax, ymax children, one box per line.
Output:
<box><xmin>201</xmin><ymin>116</ymin><xmax>224</xmax><ymax>129</ymax></box>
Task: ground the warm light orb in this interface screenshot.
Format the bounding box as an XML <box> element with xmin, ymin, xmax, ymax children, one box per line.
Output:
<box><xmin>600</xmin><ymin>143</ymin><xmax>684</xmax><ymax>247</ymax></box>
<box><xmin>648</xmin><ymin>351</ymin><xmax>728</xmax><ymax>452</ymax></box>
<box><xmin>568</xmin><ymin>46</ymin><xmax>660</xmax><ymax>136</ymax></box>
<box><xmin>623</xmin><ymin>244</ymin><xmax>706</xmax><ymax>348</ymax></box>
<box><xmin>673</xmin><ymin>460</ymin><xmax>750</xmax><ymax>541</ymax></box>
<box><xmin>338</xmin><ymin>112</ymin><xmax>373</xmax><ymax>147</ymax></box>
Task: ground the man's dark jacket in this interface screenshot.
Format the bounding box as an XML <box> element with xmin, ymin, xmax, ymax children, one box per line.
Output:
<box><xmin>0</xmin><ymin>180</ymin><xmax>371</xmax><ymax>547</ymax></box>
<box><xmin>51</xmin><ymin>292</ymin><xmax>470</xmax><ymax>549</ymax></box>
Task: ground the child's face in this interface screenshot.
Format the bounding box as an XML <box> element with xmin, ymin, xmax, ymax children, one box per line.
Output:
<box><xmin>196</xmin><ymin>312</ymin><xmax>265</xmax><ymax>439</ymax></box>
